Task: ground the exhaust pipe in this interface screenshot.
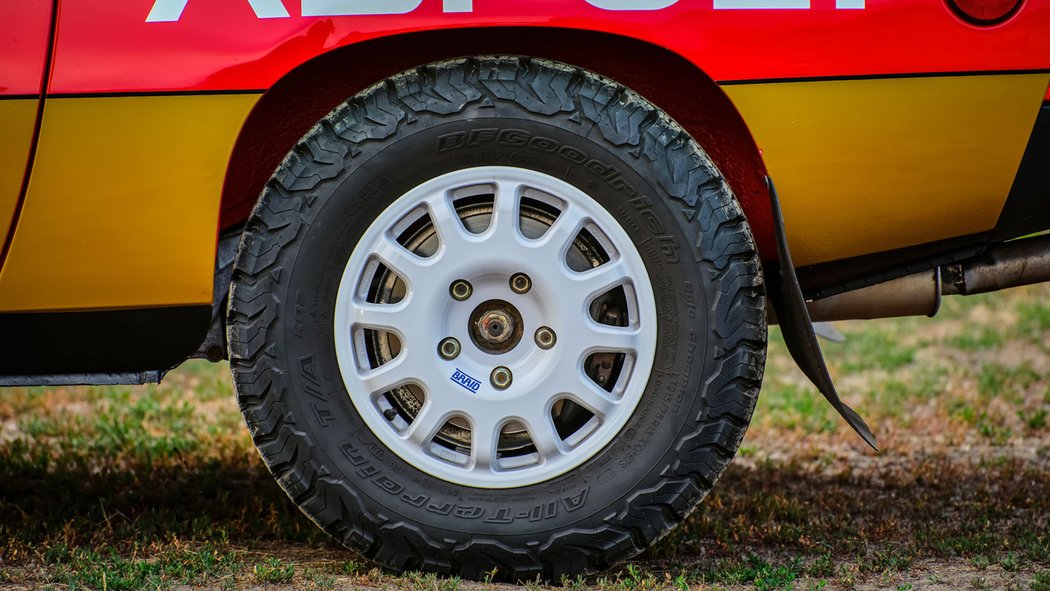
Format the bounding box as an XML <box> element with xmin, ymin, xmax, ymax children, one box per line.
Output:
<box><xmin>940</xmin><ymin>233</ymin><xmax>1050</xmax><ymax>296</ymax></box>
<box><xmin>775</xmin><ymin>233</ymin><xmax>1050</xmax><ymax>323</ymax></box>
<box><xmin>804</xmin><ymin>269</ymin><xmax>942</xmax><ymax>322</ymax></box>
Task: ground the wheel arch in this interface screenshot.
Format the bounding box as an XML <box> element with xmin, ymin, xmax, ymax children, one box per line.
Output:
<box><xmin>219</xmin><ymin>26</ymin><xmax>776</xmax><ymax>259</ymax></box>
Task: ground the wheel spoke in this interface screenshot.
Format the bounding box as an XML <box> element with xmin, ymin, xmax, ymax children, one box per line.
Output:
<box><xmin>533</xmin><ymin>205</ymin><xmax>588</xmax><ymax>265</ymax></box>
<box><xmin>523</xmin><ymin>408</ymin><xmax>566</xmax><ymax>460</ymax></box>
<box><xmin>402</xmin><ymin>398</ymin><xmax>451</xmax><ymax>446</ymax></box>
<box><xmin>469</xmin><ymin>415</ymin><xmax>501</xmax><ymax>470</ymax></box>
<box><xmin>369</xmin><ymin>234</ymin><xmax>438</xmax><ymax>289</ymax></box>
<box><xmin>359</xmin><ymin>356</ymin><xmax>415</xmax><ymax>395</ymax></box>
<box><xmin>559</xmin><ymin>316</ymin><xmax>642</xmax><ymax>362</ymax></box>
<box><xmin>424</xmin><ymin>194</ymin><xmax>474</xmax><ymax>259</ymax></box>
<box><xmin>565</xmin><ymin>259</ymin><xmax>629</xmax><ymax>306</ymax></box>
<box><xmin>486</xmin><ymin>180</ymin><xmax>521</xmax><ymax>238</ymax></box>
<box><xmin>546</xmin><ymin>356</ymin><xmax>619</xmax><ymax>419</ymax></box>
<box><xmin>583</xmin><ymin>321</ymin><xmax>642</xmax><ymax>353</ymax></box>
<box><xmin>563</xmin><ymin>379</ymin><xmax>619</xmax><ymax>419</ymax></box>
<box><xmin>351</xmin><ymin>300</ymin><xmax>433</xmax><ymax>347</ymax></box>
<box><xmin>352</xmin><ymin>301</ymin><xmax>409</xmax><ymax>331</ymax></box>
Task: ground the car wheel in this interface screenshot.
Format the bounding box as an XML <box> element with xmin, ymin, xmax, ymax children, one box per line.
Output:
<box><xmin>228</xmin><ymin>56</ymin><xmax>766</xmax><ymax>579</ymax></box>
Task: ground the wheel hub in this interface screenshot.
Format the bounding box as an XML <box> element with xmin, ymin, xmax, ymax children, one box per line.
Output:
<box><xmin>469</xmin><ymin>299</ymin><xmax>523</xmax><ymax>354</ymax></box>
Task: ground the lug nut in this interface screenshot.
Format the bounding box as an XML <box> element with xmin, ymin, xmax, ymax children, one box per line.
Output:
<box><xmin>535</xmin><ymin>326</ymin><xmax>557</xmax><ymax>350</ymax></box>
<box><xmin>438</xmin><ymin>337</ymin><xmax>461</xmax><ymax>360</ymax></box>
<box><xmin>490</xmin><ymin>366</ymin><xmax>513</xmax><ymax>390</ymax></box>
<box><xmin>450</xmin><ymin>279</ymin><xmax>473</xmax><ymax>301</ymax></box>
<box><xmin>509</xmin><ymin>273</ymin><xmax>532</xmax><ymax>294</ymax></box>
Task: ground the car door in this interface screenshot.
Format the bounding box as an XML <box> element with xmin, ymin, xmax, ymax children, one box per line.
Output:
<box><xmin>0</xmin><ymin>0</ymin><xmax>52</xmax><ymax>254</ymax></box>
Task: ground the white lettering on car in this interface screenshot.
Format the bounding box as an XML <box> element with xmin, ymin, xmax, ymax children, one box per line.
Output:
<box><xmin>583</xmin><ymin>0</ymin><xmax>679</xmax><ymax>9</ymax></box>
<box><xmin>713</xmin><ymin>0</ymin><xmax>864</xmax><ymax>8</ymax></box>
<box><xmin>713</xmin><ymin>0</ymin><xmax>807</xmax><ymax>8</ymax></box>
<box><xmin>443</xmin><ymin>0</ymin><xmax>473</xmax><ymax>12</ymax></box>
<box><xmin>302</xmin><ymin>0</ymin><xmax>421</xmax><ymax>16</ymax></box>
<box><xmin>146</xmin><ymin>0</ymin><xmax>290</xmax><ymax>22</ymax></box>
<box><xmin>146</xmin><ymin>0</ymin><xmax>862</xmax><ymax>22</ymax></box>
<box><xmin>146</xmin><ymin>0</ymin><xmax>470</xmax><ymax>20</ymax></box>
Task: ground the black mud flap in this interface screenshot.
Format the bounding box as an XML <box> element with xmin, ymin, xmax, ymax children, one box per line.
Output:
<box><xmin>764</xmin><ymin>177</ymin><xmax>879</xmax><ymax>451</ymax></box>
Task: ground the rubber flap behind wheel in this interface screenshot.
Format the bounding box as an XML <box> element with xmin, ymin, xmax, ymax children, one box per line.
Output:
<box><xmin>764</xmin><ymin>177</ymin><xmax>878</xmax><ymax>451</ymax></box>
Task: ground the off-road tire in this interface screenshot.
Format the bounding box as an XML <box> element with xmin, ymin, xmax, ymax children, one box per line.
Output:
<box><xmin>228</xmin><ymin>56</ymin><xmax>766</xmax><ymax>580</ymax></box>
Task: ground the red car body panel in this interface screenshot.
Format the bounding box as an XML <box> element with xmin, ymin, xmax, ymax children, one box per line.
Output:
<box><xmin>43</xmin><ymin>0</ymin><xmax>1050</xmax><ymax>96</ymax></box>
<box><xmin>0</xmin><ymin>0</ymin><xmax>51</xmax><ymax>97</ymax></box>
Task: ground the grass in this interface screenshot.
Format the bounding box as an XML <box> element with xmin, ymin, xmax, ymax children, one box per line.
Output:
<box><xmin>253</xmin><ymin>557</ymin><xmax>295</xmax><ymax>584</ymax></box>
<box><xmin>1</xmin><ymin>285</ymin><xmax>1049</xmax><ymax>589</ymax></box>
<box><xmin>43</xmin><ymin>544</ymin><xmax>241</xmax><ymax>591</ymax></box>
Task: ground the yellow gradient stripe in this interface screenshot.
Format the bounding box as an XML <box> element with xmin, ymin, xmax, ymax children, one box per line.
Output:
<box><xmin>1</xmin><ymin>76</ymin><xmax>1044</xmax><ymax>311</ymax></box>
<box><xmin>0</xmin><ymin>94</ymin><xmax>260</xmax><ymax>312</ymax></box>
<box><xmin>724</xmin><ymin>73</ymin><xmax>1050</xmax><ymax>266</ymax></box>
<box><xmin>0</xmin><ymin>99</ymin><xmax>38</xmax><ymax>245</ymax></box>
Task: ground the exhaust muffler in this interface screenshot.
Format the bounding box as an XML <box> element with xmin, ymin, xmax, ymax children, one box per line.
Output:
<box><xmin>773</xmin><ymin>233</ymin><xmax>1050</xmax><ymax>323</ymax></box>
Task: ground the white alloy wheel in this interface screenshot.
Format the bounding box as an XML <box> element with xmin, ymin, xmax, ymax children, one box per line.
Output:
<box><xmin>333</xmin><ymin>166</ymin><xmax>658</xmax><ymax>488</ymax></box>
